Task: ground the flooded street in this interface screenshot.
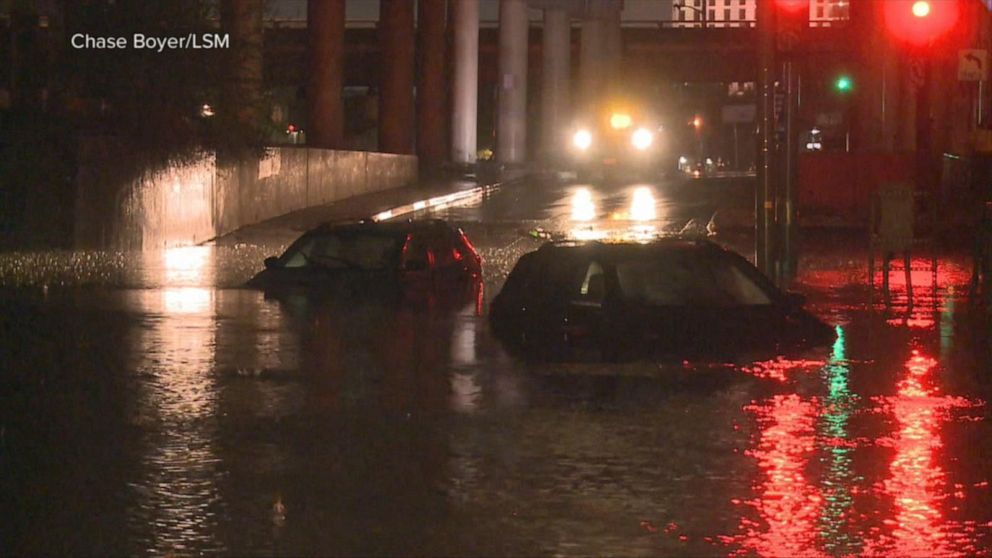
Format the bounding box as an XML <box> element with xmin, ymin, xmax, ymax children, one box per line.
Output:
<box><xmin>2</xmin><ymin>178</ymin><xmax>991</xmax><ymax>556</ymax></box>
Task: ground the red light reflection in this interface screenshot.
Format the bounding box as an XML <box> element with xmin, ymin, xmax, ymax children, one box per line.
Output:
<box><xmin>727</xmin><ymin>344</ymin><xmax>986</xmax><ymax>557</ymax></box>
<box><xmin>740</xmin><ymin>357</ymin><xmax>825</xmax><ymax>382</ymax></box>
<box><xmin>864</xmin><ymin>350</ymin><xmax>973</xmax><ymax>557</ymax></box>
<box><xmin>737</xmin><ymin>394</ymin><xmax>823</xmax><ymax>557</ymax></box>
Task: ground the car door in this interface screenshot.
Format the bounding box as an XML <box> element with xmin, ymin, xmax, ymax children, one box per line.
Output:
<box><xmin>427</xmin><ymin>226</ymin><xmax>464</xmax><ymax>286</ymax></box>
<box><xmin>399</xmin><ymin>231</ymin><xmax>435</xmax><ymax>290</ymax></box>
<box><xmin>563</xmin><ymin>258</ymin><xmax>608</xmax><ymax>358</ymax></box>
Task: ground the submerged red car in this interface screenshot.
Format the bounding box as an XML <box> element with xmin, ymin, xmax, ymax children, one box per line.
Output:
<box><xmin>247</xmin><ymin>219</ymin><xmax>482</xmax><ymax>301</ymax></box>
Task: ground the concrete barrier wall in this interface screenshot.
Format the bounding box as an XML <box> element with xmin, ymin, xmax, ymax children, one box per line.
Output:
<box><xmin>76</xmin><ymin>145</ymin><xmax>418</xmax><ymax>249</ymax></box>
<box><xmin>117</xmin><ymin>155</ymin><xmax>216</xmax><ymax>250</ymax></box>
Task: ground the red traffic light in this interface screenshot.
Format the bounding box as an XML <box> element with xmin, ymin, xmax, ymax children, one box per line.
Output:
<box><xmin>884</xmin><ymin>0</ymin><xmax>959</xmax><ymax>46</ymax></box>
<box><xmin>774</xmin><ymin>0</ymin><xmax>809</xmax><ymax>14</ymax></box>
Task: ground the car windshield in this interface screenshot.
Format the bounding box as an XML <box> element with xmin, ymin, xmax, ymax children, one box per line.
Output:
<box><xmin>280</xmin><ymin>231</ymin><xmax>402</xmax><ymax>271</ymax></box>
<box><xmin>614</xmin><ymin>251</ymin><xmax>772</xmax><ymax>306</ymax></box>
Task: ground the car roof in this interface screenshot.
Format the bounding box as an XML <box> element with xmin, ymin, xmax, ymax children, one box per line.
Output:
<box><xmin>535</xmin><ymin>238</ymin><xmax>722</xmax><ymax>257</ymax></box>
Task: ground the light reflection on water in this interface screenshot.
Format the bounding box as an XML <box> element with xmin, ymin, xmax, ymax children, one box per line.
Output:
<box><xmin>737</xmin><ymin>394</ymin><xmax>822</xmax><ymax>557</ymax></box>
<box><xmin>126</xmin><ymin>248</ymin><xmax>225</xmax><ymax>555</ymax></box>
<box><xmin>2</xmin><ymin>227</ymin><xmax>991</xmax><ymax>556</ymax></box>
<box><xmin>727</xmin><ymin>319</ymin><xmax>988</xmax><ymax>557</ymax></box>
<box><xmin>867</xmin><ymin>351</ymin><xmax>979</xmax><ymax>557</ymax></box>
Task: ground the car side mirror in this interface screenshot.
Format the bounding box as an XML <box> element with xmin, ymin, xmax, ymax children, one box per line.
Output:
<box><xmin>403</xmin><ymin>260</ymin><xmax>428</xmax><ymax>272</ymax></box>
<box><xmin>264</xmin><ymin>256</ymin><xmax>279</xmax><ymax>270</ymax></box>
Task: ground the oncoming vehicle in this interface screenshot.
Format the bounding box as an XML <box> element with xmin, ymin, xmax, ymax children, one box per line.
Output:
<box><xmin>247</xmin><ymin>219</ymin><xmax>482</xmax><ymax>302</ymax></box>
<box><xmin>567</xmin><ymin>99</ymin><xmax>667</xmax><ymax>181</ymax></box>
<box><xmin>489</xmin><ymin>239</ymin><xmax>834</xmax><ymax>362</ymax></box>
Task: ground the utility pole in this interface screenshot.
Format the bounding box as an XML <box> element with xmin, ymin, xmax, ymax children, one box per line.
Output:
<box><xmin>755</xmin><ymin>0</ymin><xmax>776</xmax><ymax>275</ymax></box>
<box><xmin>781</xmin><ymin>60</ymin><xmax>799</xmax><ymax>279</ymax></box>
<box><xmin>776</xmin><ymin>0</ymin><xmax>808</xmax><ymax>281</ymax></box>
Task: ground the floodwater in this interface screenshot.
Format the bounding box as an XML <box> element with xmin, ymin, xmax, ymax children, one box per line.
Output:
<box><xmin>1</xmin><ymin>178</ymin><xmax>991</xmax><ymax>556</ymax></box>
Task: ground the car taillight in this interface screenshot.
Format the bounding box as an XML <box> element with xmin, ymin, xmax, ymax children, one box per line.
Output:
<box><xmin>458</xmin><ymin>229</ymin><xmax>482</xmax><ymax>263</ymax></box>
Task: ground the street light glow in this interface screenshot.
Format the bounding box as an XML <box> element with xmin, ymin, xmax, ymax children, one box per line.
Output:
<box><xmin>692</xmin><ymin>116</ymin><xmax>702</xmax><ymax>129</ymax></box>
<box><xmin>911</xmin><ymin>0</ymin><xmax>930</xmax><ymax>17</ymax></box>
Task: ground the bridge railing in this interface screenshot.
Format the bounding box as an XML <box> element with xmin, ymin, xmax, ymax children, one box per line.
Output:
<box><xmin>623</xmin><ymin>17</ymin><xmax>849</xmax><ymax>30</ymax></box>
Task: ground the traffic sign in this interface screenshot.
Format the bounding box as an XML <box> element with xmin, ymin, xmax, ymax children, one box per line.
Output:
<box><xmin>722</xmin><ymin>104</ymin><xmax>756</xmax><ymax>124</ymax></box>
<box><xmin>959</xmin><ymin>49</ymin><xmax>988</xmax><ymax>82</ymax></box>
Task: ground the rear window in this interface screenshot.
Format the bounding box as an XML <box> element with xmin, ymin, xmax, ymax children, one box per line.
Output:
<box><xmin>615</xmin><ymin>251</ymin><xmax>771</xmax><ymax>306</ymax></box>
<box><xmin>280</xmin><ymin>231</ymin><xmax>403</xmax><ymax>271</ymax></box>
<box><xmin>501</xmin><ymin>252</ymin><xmax>540</xmax><ymax>295</ymax></box>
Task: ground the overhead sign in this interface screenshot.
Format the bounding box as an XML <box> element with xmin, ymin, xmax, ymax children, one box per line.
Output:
<box><xmin>722</xmin><ymin>104</ymin><xmax>756</xmax><ymax>124</ymax></box>
<box><xmin>960</xmin><ymin>49</ymin><xmax>988</xmax><ymax>82</ymax></box>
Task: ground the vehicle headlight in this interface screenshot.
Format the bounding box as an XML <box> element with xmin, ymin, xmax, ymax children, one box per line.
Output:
<box><xmin>572</xmin><ymin>129</ymin><xmax>593</xmax><ymax>151</ymax></box>
<box><xmin>631</xmin><ymin>128</ymin><xmax>653</xmax><ymax>150</ymax></box>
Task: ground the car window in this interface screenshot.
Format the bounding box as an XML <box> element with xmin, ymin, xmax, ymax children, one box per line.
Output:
<box><xmin>543</xmin><ymin>254</ymin><xmax>586</xmax><ymax>299</ymax></box>
<box><xmin>615</xmin><ymin>251</ymin><xmax>771</xmax><ymax>306</ymax></box>
<box><xmin>401</xmin><ymin>232</ymin><xmax>433</xmax><ymax>270</ymax></box>
<box><xmin>450</xmin><ymin>228</ymin><xmax>478</xmax><ymax>265</ymax></box>
<box><xmin>501</xmin><ymin>252</ymin><xmax>539</xmax><ymax>296</ymax></box>
<box><xmin>431</xmin><ymin>228</ymin><xmax>457</xmax><ymax>269</ymax></box>
<box><xmin>577</xmin><ymin>260</ymin><xmax>606</xmax><ymax>302</ymax></box>
<box><xmin>280</xmin><ymin>231</ymin><xmax>402</xmax><ymax>271</ymax></box>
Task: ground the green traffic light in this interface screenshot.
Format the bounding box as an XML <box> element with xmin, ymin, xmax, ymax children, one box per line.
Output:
<box><xmin>835</xmin><ymin>75</ymin><xmax>853</xmax><ymax>93</ymax></box>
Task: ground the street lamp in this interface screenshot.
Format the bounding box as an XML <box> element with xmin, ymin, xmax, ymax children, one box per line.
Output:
<box><xmin>673</xmin><ymin>2</ymin><xmax>707</xmax><ymax>29</ymax></box>
<box><xmin>691</xmin><ymin>115</ymin><xmax>703</xmax><ymax>168</ymax></box>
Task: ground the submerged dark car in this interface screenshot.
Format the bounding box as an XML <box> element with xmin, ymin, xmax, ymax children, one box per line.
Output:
<box><xmin>489</xmin><ymin>239</ymin><xmax>834</xmax><ymax>361</ymax></box>
<box><xmin>247</xmin><ymin>219</ymin><xmax>482</xmax><ymax>302</ymax></box>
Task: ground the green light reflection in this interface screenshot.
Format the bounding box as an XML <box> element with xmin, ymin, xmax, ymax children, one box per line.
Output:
<box><xmin>817</xmin><ymin>325</ymin><xmax>861</xmax><ymax>555</ymax></box>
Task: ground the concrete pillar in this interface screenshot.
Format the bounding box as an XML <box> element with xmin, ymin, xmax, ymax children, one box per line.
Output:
<box><xmin>379</xmin><ymin>0</ymin><xmax>416</xmax><ymax>154</ymax></box>
<box><xmin>601</xmin><ymin>1</ymin><xmax>622</xmax><ymax>93</ymax></box>
<box><xmin>221</xmin><ymin>0</ymin><xmax>264</xmax><ymax>141</ymax></box>
<box><xmin>542</xmin><ymin>8</ymin><xmax>571</xmax><ymax>162</ymax></box>
<box><xmin>451</xmin><ymin>0</ymin><xmax>479</xmax><ymax>164</ymax></box>
<box><xmin>497</xmin><ymin>0</ymin><xmax>529</xmax><ymax>164</ymax></box>
<box><xmin>578</xmin><ymin>16</ymin><xmax>603</xmax><ymax>112</ymax></box>
<box><xmin>417</xmin><ymin>0</ymin><xmax>448</xmax><ymax>167</ymax></box>
<box><xmin>307</xmin><ymin>0</ymin><xmax>346</xmax><ymax>149</ymax></box>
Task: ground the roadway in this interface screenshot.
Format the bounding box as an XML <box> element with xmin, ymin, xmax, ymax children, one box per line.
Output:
<box><xmin>1</xmin><ymin>173</ymin><xmax>990</xmax><ymax>556</ymax></box>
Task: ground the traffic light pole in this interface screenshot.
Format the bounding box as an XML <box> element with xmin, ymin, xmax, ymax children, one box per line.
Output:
<box><xmin>915</xmin><ymin>57</ymin><xmax>933</xmax><ymax>193</ymax></box>
<box><xmin>756</xmin><ymin>0</ymin><xmax>777</xmax><ymax>275</ymax></box>
<box><xmin>781</xmin><ymin>58</ymin><xmax>800</xmax><ymax>280</ymax></box>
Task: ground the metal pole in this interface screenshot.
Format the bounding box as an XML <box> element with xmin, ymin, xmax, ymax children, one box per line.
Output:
<box><xmin>783</xmin><ymin>59</ymin><xmax>799</xmax><ymax>279</ymax></box>
<box><xmin>496</xmin><ymin>0</ymin><xmax>529</xmax><ymax>165</ymax></box>
<box><xmin>915</xmin><ymin>57</ymin><xmax>933</xmax><ymax>192</ymax></box>
<box><xmin>733</xmin><ymin>124</ymin><xmax>739</xmax><ymax>170</ymax></box>
<box><xmin>756</xmin><ymin>0</ymin><xmax>776</xmax><ymax>274</ymax></box>
<box><xmin>451</xmin><ymin>0</ymin><xmax>479</xmax><ymax>165</ymax></box>
<box><xmin>979</xmin><ymin>80</ymin><xmax>985</xmax><ymax>125</ymax></box>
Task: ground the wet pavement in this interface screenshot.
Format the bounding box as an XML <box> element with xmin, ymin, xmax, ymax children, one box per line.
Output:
<box><xmin>1</xmin><ymin>176</ymin><xmax>991</xmax><ymax>556</ymax></box>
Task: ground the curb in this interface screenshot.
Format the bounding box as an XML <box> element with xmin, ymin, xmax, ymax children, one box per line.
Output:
<box><xmin>370</xmin><ymin>183</ymin><xmax>501</xmax><ymax>222</ymax></box>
